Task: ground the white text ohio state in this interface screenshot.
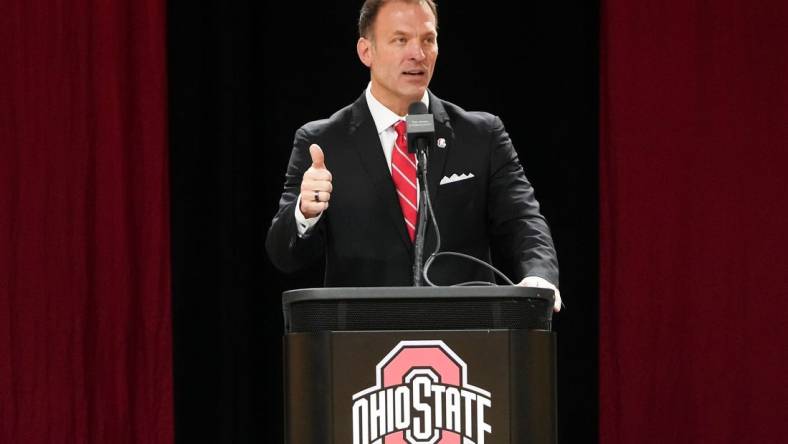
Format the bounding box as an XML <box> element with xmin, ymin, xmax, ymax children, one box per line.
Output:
<box><xmin>352</xmin><ymin>374</ymin><xmax>492</xmax><ymax>444</ymax></box>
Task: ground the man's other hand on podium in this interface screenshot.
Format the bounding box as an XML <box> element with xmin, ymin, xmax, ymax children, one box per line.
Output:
<box><xmin>518</xmin><ymin>276</ymin><xmax>562</xmax><ymax>312</ymax></box>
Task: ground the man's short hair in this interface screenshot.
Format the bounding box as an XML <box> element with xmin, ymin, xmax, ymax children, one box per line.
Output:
<box><xmin>358</xmin><ymin>0</ymin><xmax>438</xmax><ymax>39</ymax></box>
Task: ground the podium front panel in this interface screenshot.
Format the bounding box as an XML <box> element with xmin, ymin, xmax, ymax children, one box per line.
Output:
<box><xmin>284</xmin><ymin>329</ymin><xmax>556</xmax><ymax>444</ymax></box>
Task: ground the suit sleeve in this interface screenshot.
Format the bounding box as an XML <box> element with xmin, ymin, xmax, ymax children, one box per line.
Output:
<box><xmin>486</xmin><ymin>116</ymin><xmax>559</xmax><ymax>285</ymax></box>
<box><xmin>265</xmin><ymin>126</ymin><xmax>326</xmax><ymax>273</ymax></box>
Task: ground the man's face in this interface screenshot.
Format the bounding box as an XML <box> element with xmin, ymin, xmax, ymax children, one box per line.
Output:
<box><xmin>357</xmin><ymin>1</ymin><xmax>438</xmax><ymax>113</ymax></box>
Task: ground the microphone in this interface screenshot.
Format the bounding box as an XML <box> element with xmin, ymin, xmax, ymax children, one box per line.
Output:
<box><xmin>407</xmin><ymin>101</ymin><xmax>434</xmax><ymax>286</ymax></box>
<box><xmin>404</xmin><ymin>103</ymin><xmax>520</xmax><ymax>288</ymax></box>
<box><xmin>406</xmin><ymin>102</ymin><xmax>435</xmax><ymax>154</ymax></box>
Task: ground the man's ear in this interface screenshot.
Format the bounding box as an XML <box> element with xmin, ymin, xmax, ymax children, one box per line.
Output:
<box><xmin>357</xmin><ymin>37</ymin><xmax>373</xmax><ymax>68</ymax></box>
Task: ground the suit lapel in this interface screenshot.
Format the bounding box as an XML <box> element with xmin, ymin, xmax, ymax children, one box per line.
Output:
<box><xmin>426</xmin><ymin>93</ymin><xmax>452</xmax><ymax>204</ymax></box>
<box><xmin>349</xmin><ymin>94</ymin><xmax>414</xmax><ymax>252</ymax></box>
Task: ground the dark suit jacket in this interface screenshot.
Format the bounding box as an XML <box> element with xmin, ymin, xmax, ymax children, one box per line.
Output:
<box><xmin>266</xmin><ymin>91</ymin><xmax>558</xmax><ymax>287</ymax></box>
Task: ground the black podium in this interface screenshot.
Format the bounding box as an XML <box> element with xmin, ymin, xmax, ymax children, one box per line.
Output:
<box><xmin>282</xmin><ymin>287</ymin><xmax>556</xmax><ymax>444</ymax></box>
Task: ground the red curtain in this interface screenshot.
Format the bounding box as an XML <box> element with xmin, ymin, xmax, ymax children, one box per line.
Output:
<box><xmin>1</xmin><ymin>0</ymin><xmax>172</xmax><ymax>442</ymax></box>
<box><xmin>601</xmin><ymin>1</ymin><xmax>788</xmax><ymax>442</ymax></box>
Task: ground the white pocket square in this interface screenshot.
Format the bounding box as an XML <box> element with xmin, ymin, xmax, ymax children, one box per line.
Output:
<box><xmin>440</xmin><ymin>173</ymin><xmax>476</xmax><ymax>185</ymax></box>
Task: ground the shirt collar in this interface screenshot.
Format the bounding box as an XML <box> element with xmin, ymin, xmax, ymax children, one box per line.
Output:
<box><xmin>365</xmin><ymin>82</ymin><xmax>430</xmax><ymax>135</ymax></box>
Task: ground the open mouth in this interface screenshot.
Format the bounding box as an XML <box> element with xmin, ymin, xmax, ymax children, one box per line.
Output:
<box><xmin>402</xmin><ymin>69</ymin><xmax>426</xmax><ymax>77</ymax></box>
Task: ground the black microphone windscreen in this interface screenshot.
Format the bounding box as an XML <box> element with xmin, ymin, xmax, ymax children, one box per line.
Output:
<box><xmin>408</xmin><ymin>101</ymin><xmax>428</xmax><ymax>115</ymax></box>
<box><xmin>406</xmin><ymin>101</ymin><xmax>435</xmax><ymax>154</ymax></box>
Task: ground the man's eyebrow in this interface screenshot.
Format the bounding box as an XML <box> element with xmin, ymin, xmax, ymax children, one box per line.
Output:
<box><xmin>389</xmin><ymin>30</ymin><xmax>437</xmax><ymax>38</ymax></box>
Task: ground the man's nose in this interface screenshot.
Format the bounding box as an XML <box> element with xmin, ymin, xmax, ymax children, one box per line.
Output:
<box><xmin>407</xmin><ymin>41</ymin><xmax>426</xmax><ymax>61</ymax></box>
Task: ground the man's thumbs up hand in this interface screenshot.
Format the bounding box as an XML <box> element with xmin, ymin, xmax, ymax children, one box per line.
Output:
<box><xmin>300</xmin><ymin>144</ymin><xmax>333</xmax><ymax>219</ymax></box>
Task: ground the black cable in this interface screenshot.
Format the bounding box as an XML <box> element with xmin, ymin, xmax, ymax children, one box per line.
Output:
<box><xmin>452</xmin><ymin>281</ymin><xmax>497</xmax><ymax>287</ymax></box>
<box><xmin>424</xmin><ymin>252</ymin><xmax>515</xmax><ymax>286</ymax></box>
<box><xmin>419</xmin><ymin>163</ymin><xmax>515</xmax><ymax>287</ymax></box>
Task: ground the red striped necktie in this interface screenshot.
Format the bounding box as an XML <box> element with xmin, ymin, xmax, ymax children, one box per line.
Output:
<box><xmin>391</xmin><ymin>120</ymin><xmax>418</xmax><ymax>242</ymax></box>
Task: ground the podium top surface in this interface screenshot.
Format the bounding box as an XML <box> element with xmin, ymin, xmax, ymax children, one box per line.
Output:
<box><xmin>282</xmin><ymin>286</ymin><xmax>554</xmax><ymax>333</ymax></box>
<box><xmin>282</xmin><ymin>286</ymin><xmax>554</xmax><ymax>305</ymax></box>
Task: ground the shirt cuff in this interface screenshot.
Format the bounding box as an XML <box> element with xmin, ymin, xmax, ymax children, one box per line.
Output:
<box><xmin>295</xmin><ymin>194</ymin><xmax>323</xmax><ymax>237</ymax></box>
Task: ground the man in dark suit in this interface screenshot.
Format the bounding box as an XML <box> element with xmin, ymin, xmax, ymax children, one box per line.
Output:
<box><xmin>266</xmin><ymin>0</ymin><xmax>562</xmax><ymax>311</ymax></box>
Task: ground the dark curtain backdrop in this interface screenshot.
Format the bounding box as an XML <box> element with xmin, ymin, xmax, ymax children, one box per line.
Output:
<box><xmin>1</xmin><ymin>0</ymin><xmax>173</xmax><ymax>443</ymax></box>
<box><xmin>600</xmin><ymin>1</ymin><xmax>788</xmax><ymax>442</ymax></box>
<box><xmin>169</xmin><ymin>1</ymin><xmax>598</xmax><ymax>443</ymax></box>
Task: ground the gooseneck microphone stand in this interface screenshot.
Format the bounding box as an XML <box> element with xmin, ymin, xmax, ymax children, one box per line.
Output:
<box><xmin>412</xmin><ymin>146</ymin><xmax>429</xmax><ymax>286</ymax></box>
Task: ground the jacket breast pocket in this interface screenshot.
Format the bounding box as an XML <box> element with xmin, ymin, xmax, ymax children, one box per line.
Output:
<box><xmin>436</xmin><ymin>174</ymin><xmax>484</xmax><ymax>216</ymax></box>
